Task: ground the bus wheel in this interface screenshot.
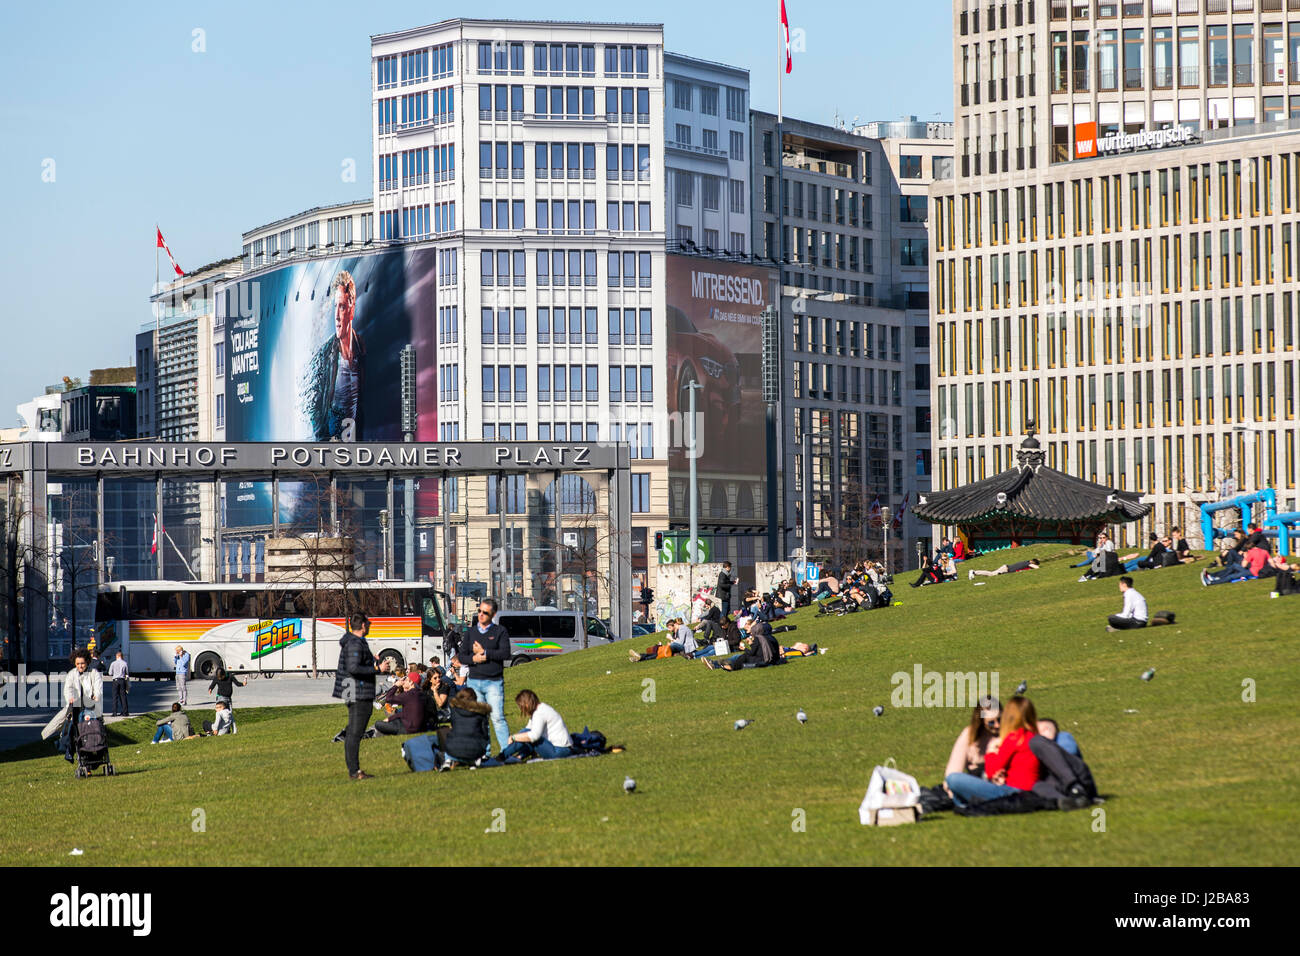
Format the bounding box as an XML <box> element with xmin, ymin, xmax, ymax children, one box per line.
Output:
<box><xmin>510</xmin><ymin>655</ymin><xmax>532</xmax><ymax>668</ymax></box>
<box><xmin>378</xmin><ymin>649</ymin><xmax>404</xmax><ymax>671</ymax></box>
<box><xmin>194</xmin><ymin>653</ymin><xmax>223</xmax><ymax>681</ymax></box>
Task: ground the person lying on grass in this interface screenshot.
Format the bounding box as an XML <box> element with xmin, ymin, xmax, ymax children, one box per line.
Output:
<box><xmin>702</xmin><ymin>619</ymin><xmax>782</xmax><ymax>671</ymax></box>
<box><xmin>1202</xmin><ymin>541</ymin><xmax>1269</xmax><ymax>585</ymax></box>
<box><xmin>499</xmin><ymin>689</ymin><xmax>573</xmax><ymax>761</ymax></box>
<box><xmin>967</xmin><ymin>559</ymin><xmax>1040</xmax><ymax>579</ymax></box>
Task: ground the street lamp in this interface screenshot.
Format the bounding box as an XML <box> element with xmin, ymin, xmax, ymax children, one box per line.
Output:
<box><xmin>880</xmin><ymin>506</ymin><xmax>892</xmax><ymax>579</ymax></box>
<box><xmin>377</xmin><ymin>509</ymin><xmax>389</xmax><ymax>580</ymax></box>
<box><xmin>686</xmin><ymin>381</ymin><xmax>703</xmax><ymax>565</ymax></box>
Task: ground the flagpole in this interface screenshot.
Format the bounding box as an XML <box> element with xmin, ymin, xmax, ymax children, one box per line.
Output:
<box><xmin>777</xmin><ymin>0</ymin><xmax>788</xmax><ymax>559</ymax></box>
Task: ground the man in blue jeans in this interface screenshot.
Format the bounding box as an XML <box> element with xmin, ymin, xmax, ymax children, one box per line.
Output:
<box><xmin>457</xmin><ymin>597</ymin><xmax>511</xmax><ymax>755</ymax></box>
<box><xmin>173</xmin><ymin>645</ymin><xmax>191</xmax><ymax>705</ymax></box>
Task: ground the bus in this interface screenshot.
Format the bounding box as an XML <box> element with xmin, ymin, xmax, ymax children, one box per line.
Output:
<box><xmin>95</xmin><ymin>581</ymin><xmax>460</xmax><ymax>680</ymax></box>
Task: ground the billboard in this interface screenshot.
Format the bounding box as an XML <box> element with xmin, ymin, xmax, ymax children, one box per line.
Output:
<box><xmin>222</xmin><ymin>248</ymin><xmax>437</xmax><ymax>525</ymax></box>
<box><xmin>665</xmin><ymin>254</ymin><xmax>773</xmax><ymax>521</ymax></box>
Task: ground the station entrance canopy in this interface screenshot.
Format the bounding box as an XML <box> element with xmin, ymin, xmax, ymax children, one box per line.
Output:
<box><xmin>0</xmin><ymin>441</ymin><xmax>632</xmax><ymax>665</ymax></box>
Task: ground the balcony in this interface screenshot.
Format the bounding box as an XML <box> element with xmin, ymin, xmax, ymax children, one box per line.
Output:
<box><xmin>1179</xmin><ymin>66</ymin><xmax>1199</xmax><ymax>85</ymax></box>
<box><xmin>1124</xmin><ymin>67</ymin><xmax>1144</xmax><ymax>89</ymax></box>
<box><xmin>1233</xmin><ymin>63</ymin><xmax>1253</xmax><ymax>85</ymax></box>
<box><xmin>1073</xmin><ymin>69</ymin><xmax>1090</xmax><ymax>92</ymax></box>
<box><xmin>665</xmin><ymin>140</ymin><xmax>729</xmax><ymax>161</ymax></box>
<box><xmin>1153</xmin><ymin>66</ymin><xmax>1173</xmax><ymax>88</ymax></box>
<box><xmin>1098</xmin><ymin>68</ymin><xmax>1118</xmax><ymax>90</ymax></box>
<box><xmin>1208</xmin><ymin>64</ymin><xmax>1229</xmax><ymax>86</ymax></box>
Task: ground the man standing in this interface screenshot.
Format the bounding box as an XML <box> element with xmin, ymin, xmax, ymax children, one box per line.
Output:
<box><xmin>108</xmin><ymin>650</ymin><xmax>130</xmax><ymax>717</ymax></box>
<box><xmin>332</xmin><ymin>612</ymin><xmax>380</xmax><ymax>780</ymax></box>
<box><xmin>457</xmin><ymin>597</ymin><xmax>512</xmax><ymax>755</ymax></box>
<box><xmin>716</xmin><ymin>562</ymin><xmax>733</xmax><ymax>618</ymax></box>
<box><xmin>1106</xmin><ymin>576</ymin><xmax>1148</xmax><ymax>631</ymax></box>
<box><xmin>173</xmin><ymin>645</ymin><xmax>191</xmax><ymax>705</ymax></box>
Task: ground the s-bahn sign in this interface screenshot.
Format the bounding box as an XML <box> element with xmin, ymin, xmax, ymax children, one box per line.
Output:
<box><xmin>37</xmin><ymin>442</ymin><xmax>622</xmax><ymax>473</ymax></box>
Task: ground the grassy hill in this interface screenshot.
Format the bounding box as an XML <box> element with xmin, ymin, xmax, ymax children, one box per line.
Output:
<box><xmin>3</xmin><ymin>544</ymin><xmax>1297</xmax><ymax>866</ymax></box>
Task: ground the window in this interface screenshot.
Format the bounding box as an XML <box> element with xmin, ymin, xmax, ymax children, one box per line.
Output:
<box><xmin>631</xmin><ymin>474</ymin><xmax>651</xmax><ymax>513</ymax></box>
<box><xmin>899</xmin><ymin>155</ymin><xmax>923</xmax><ymax>179</ymax></box>
<box><xmin>673</xmin><ymin>80</ymin><xmax>692</xmax><ymax>110</ymax></box>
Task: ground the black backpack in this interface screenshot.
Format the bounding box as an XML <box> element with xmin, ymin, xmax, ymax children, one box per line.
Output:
<box><xmin>570</xmin><ymin>727</ymin><xmax>606</xmax><ymax>753</ymax></box>
<box><xmin>875</xmin><ymin>587</ymin><xmax>893</xmax><ymax>608</ymax></box>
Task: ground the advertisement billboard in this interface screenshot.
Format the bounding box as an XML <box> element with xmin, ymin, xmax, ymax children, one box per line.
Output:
<box><xmin>665</xmin><ymin>254</ymin><xmax>773</xmax><ymax>520</ymax></box>
<box><xmin>222</xmin><ymin>248</ymin><xmax>437</xmax><ymax>525</ymax></box>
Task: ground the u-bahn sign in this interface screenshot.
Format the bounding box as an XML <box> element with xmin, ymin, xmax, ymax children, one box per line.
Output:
<box><xmin>30</xmin><ymin>442</ymin><xmax>624</xmax><ymax>473</ymax></box>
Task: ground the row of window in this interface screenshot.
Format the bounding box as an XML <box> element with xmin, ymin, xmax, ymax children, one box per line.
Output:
<box><xmin>938</xmin><ymin>360</ymin><xmax>1299</xmax><ymax>443</ymax></box>
<box><xmin>437</xmin><ymin>364</ymin><xmax>460</xmax><ymax>403</ymax></box>
<box><xmin>377</xmin><ymin>88</ymin><xmax>455</xmax><ymax>134</ymax></box>
<box><xmin>476</xmin><ymin>422</ymin><xmax>655</xmax><ymax>460</ymax></box>
<box><xmin>475</xmin><ymin>41</ymin><xmax>651</xmax><ymax>79</ymax></box>
<box><xmin>792</xmin><ymin>363</ymin><xmax>906</xmax><ymax>407</ymax></box>
<box><xmin>438</xmin><ymin>305</ymin><xmax>459</xmax><ymax>345</ymax></box>
<box><xmin>376</xmin><ymin>203</ymin><xmax>456</xmax><ymax>240</ymax></box>
<box><xmin>376</xmin><ymin>43</ymin><xmax>455</xmax><ymax>89</ymax></box>
<box><xmin>479</xmin><ymin>249</ymin><xmax>655</xmax><ymax>288</ymax></box>
<box><xmin>378</xmin><ymin>146</ymin><xmax>453</xmax><ymax>191</ymax></box>
<box><xmin>245</xmin><ymin>213</ymin><xmax>374</xmax><ymax>265</ymax></box>
<box><xmin>668</xmin><ymin>79</ymin><xmax>748</xmax><ymax>122</ymax></box>
<box><xmin>480</xmin><ymin>365</ymin><xmax>655</xmax><ymax>405</ymax></box>
<box><xmin>480</xmin><ymin>307</ymin><xmax>654</xmax><ymax>346</ymax></box>
<box><xmin>937</xmin><ymin>221</ymin><xmax>1300</xmax><ymax>316</ymax></box>
<box><xmin>778</xmin><ymin>226</ymin><xmax>876</xmax><ymax>274</ymax></box>
<box><xmin>792</xmin><ymin>318</ymin><xmax>905</xmax><ymax>361</ymax></box>
<box><xmin>935</xmin><ymin>294</ymin><xmax>1299</xmax><ymax>383</ymax></box>
<box><xmin>940</xmin><ymin>155</ymin><xmax>1300</xmax><ymax>255</ymax></box>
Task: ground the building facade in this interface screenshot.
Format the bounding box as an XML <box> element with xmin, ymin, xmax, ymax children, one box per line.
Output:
<box><xmin>932</xmin><ymin>0</ymin><xmax>1300</xmax><ymax>548</ymax></box>
<box><xmin>751</xmin><ymin>110</ymin><xmax>937</xmax><ymax>567</ymax></box>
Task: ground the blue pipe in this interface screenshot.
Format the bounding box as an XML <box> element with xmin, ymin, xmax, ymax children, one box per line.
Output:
<box><xmin>1199</xmin><ymin>489</ymin><xmax>1278</xmax><ymax>551</ymax></box>
<box><xmin>1265</xmin><ymin>509</ymin><xmax>1300</xmax><ymax>558</ymax></box>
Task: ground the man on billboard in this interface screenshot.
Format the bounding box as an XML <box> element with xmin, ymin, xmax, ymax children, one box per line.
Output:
<box><xmin>305</xmin><ymin>270</ymin><xmax>367</xmax><ymax>440</ymax></box>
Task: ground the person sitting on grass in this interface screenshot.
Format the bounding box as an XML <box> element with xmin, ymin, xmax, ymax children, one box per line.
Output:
<box><xmin>437</xmin><ymin>688</ymin><xmax>492</xmax><ymax>767</ymax></box>
<box><xmin>499</xmin><ymin>689</ymin><xmax>573</xmax><ymax>761</ymax></box>
<box><xmin>942</xmin><ymin>696</ymin><xmax>1002</xmax><ymax>805</ymax></box>
<box><xmin>628</xmin><ymin>618</ymin><xmax>692</xmax><ymax>661</ymax></box>
<box><xmin>938</xmin><ymin>551</ymin><xmax>958</xmax><ymax>582</ymax></box>
<box><xmin>1202</xmin><ymin>540</ymin><xmax>1269</xmax><ymax>585</ymax></box>
<box><xmin>152</xmin><ymin>702</ymin><xmax>193</xmax><ymax>744</ymax></box>
<box><xmin>945</xmin><ymin>695</ymin><xmax>1039</xmax><ymax>807</ymax></box>
<box><xmin>703</xmin><ymin>619</ymin><xmax>782</xmax><ymax>671</ymax></box>
<box><xmin>968</xmin><ymin>558</ymin><xmax>1040</xmax><ymax>579</ymax></box>
<box><xmin>202</xmin><ymin>700</ymin><xmax>236</xmax><ymax>736</ymax></box>
<box><xmin>910</xmin><ymin>552</ymin><xmax>941</xmax><ymax>588</ymax></box>
<box><xmin>1119</xmin><ymin>533</ymin><xmax>1166</xmax><ymax>571</ymax></box>
<box><xmin>1035</xmin><ymin>717</ymin><xmax>1080</xmax><ymax>757</ymax></box>
<box><xmin>1169</xmin><ymin>527</ymin><xmax>1197</xmax><ymax>563</ymax></box>
<box><xmin>368</xmin><ymin>670</ymin><xmax>426</xmax><ymax>736</ymax></box>
<box><xmin>1106</xmin><ymin>576</ymin><xmax>1148</xmax><ymax>631</ymax></box>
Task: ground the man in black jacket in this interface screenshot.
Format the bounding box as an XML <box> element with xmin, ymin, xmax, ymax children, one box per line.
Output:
<box><xmin>332</xmin><ymin>612</ymin><xmax>382</xmax><ymax>780</ymax></box>
<box><xmin>716</xmin><ymin>562</ymin><xmax>733</xmax><ymax>617</ymax></box>
<box><xmin>704</xmin><ymin>619</ymin><xmax>781</xmax><ymax>671</ymax></box>
<box><xmin>456</xmin><ymin>597</ymin><xmax>512</xmax><ymax>755</ymax></box>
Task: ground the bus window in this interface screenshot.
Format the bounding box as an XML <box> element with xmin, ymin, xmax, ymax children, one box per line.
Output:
<box><xmin>222</xmin><ymin>591</ymin><xmax>257</xmax><ymax>619</ymax></box>
<box><xmin>279</xmin><ymin>591</ymin><xmax>305</xmax><ymax>616</ymax></box>
<box><xmin>537</xmin><ymin>615</ymin><xmax>576</xmax><ymax>640</ymax></box>
<box><xmin>95</xmin><ymin>591</ymin><xmax>123</xmax><ymax>624</ymax></box>
<box><xmin>150</xmin><ymin>592</ymin><xmax>184</xmax><ymax>619</ymax></box>
<box><xmin>193</xmin><ymin>591</ymin><xmax>218</xmax><ymax>619</ymax></box>
<box><xmin>128</xmin><ymin>591</ymin><xmax>150</xmax><ymax>619</ymax></box>
<box><xmin>421</xmin><ymin>597</ymin><xmax>443</xmax><ymax>634</ymax></box>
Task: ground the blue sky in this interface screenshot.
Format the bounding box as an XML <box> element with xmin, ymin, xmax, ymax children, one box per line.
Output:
<box><xmin>0</xmin><ymin>0</ymin><xmax>952</xmax><ymax>421</ymax></box>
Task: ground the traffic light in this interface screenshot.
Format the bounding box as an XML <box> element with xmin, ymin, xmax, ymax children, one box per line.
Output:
<box><xmin>654</xmin><ymin>531</ymin><xmax>664</xmax><ymax>551</ymax></box>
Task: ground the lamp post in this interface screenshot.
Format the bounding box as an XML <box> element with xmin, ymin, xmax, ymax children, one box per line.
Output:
<box><xmin>880</xmin><ymin>506</ymin><xmax>891</xmax><ymax>578</ymax></box>
<box><xmin>687</xmin><ymin>381</ymin><xmax>703</xmax><ymax>565</ymax></box>
<box><xmin>378</xmin><ymin>508</ymin><xmax>389</xmax><ymax>580</ymax></box>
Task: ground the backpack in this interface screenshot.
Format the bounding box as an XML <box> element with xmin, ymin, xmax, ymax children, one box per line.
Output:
<box><xmin>1275</xmin><ymin>572</ymin><xmax>1300</xmax><ymax>596</ymax></box>
<box><xmin>402</xmin><ymin>735</ymin><xmax>442</xmax><ymax>772</ymax></box>
<box><xmin>875</xmin><ymin>587</ymin><xmax>893</xmax><ymax>608</ymax></box>
<box><xmin>570</xmin><ymin>727</ymin><xmax>606</xmax><ymax>753</ymax></box>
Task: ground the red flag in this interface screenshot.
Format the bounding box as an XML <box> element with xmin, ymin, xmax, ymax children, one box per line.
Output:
<box><xmin>780</xmin><ymin>0</ymin><xmax>793</xmax><ymax>74</ymax></box>
<box><xmin>156</xmin><ymin>226</ymin><xmax>184</xmax><ymax>277</ymax></box>
<box><xmin>150</xmin><ymin>514</ymin><xmax>159</xmax><ymax>555</ymax></box>
<box><xmin>893</xmin><ymin>493</ymin><xmax>909</xmax><ymax>531</ymax></box>
<box><xmin>868</xmin><ymin>496</ymin><xmax>882</xmax><ymax>527</ymax></box>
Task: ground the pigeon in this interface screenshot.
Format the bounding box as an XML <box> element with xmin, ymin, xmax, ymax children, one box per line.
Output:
<box><xmin>734</xmin><ymin>719</ymin><xmax>752</xmax><ymax>731</ymax></box>
<box><xmin>1015</xmin><ymin>680</ymin><xmax>1028</xmax><ymax>694</ymax></box>
<box><xmin>796</xmin><ymin>708</ymin><xmax>808</xmax><ymax>725</ymax></box>
<box><xmin>1140</xmin><ymin>668</ymin><xmax>1156</xmax><ymax>682</ymax></box>
<box><xmin>872</xmin><ymin>705</ymin><xmax>885</xmax><ymax>717</ymax></box>
<box><xmin>623</xmin><ymin>776</ymin><xmax>636</xmax><ymax>794</ymax></box>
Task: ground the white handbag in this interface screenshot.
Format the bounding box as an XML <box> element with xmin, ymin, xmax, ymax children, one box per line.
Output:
<box><xmin>859</xmin><ymin>759</ymin><xmax>921</xmax><ymax>825</ymax></box>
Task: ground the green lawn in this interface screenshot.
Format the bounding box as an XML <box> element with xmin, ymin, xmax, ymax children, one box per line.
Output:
<box><xmin>3</xmin><ymin>544</ymin><xmax>1297</xmax><ymax>866</ymax></box>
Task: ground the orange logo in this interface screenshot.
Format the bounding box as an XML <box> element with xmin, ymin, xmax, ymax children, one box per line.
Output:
<box><xmin>1074</xmin><ymin>122</ymin><xmax>1097</xmax><ymax>159</ymax></box>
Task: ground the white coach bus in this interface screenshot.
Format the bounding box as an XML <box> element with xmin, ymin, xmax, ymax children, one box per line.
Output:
<box><xmin>94</xmin><ymin>581</ymin><xmax>460</xmax><ymax>680</ymax></box>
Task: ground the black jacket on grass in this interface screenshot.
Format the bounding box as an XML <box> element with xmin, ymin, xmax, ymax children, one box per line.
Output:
<box><xmin>443</xmin><ymin>694</ymin><xmax>492</xmax><ymax>761</ymax></box>
<box><xmin>332</xmin><ymin>632</ymin><xmax>377</xmax><ymax>702</ymax></box>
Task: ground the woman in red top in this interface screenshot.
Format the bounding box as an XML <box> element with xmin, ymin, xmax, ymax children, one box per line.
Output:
<box><xmin>983</xmin><ymin>696</ymin><xmax>1041</xmax><ymax>791</ymax></box>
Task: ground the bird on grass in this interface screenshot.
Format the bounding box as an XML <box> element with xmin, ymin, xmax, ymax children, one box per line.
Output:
<box><xmin>872</xmin><ymin>705</ymin><xmax>885</xmax><ymax>717</ymax></box>
<box><xmin>623</xmin><ymin>775</ymin><xmax>636</xmax><ymax>794</ymax></box>
<box><xmin>796</xmin><ymin>708</ymin><xmax>807</xmax><ymax>725</ymax></box>
<box><xmin>1140</xmin><ymin>668</ymin><xmax>1155</xmax><ymax>682</ymax></box>
<box><xmin>734</xmin><ymin>719</ymin><xmax>752</xmax><ymax>730</ymax></box>
<box><xmin>1015</xmin><ymin>680</ymin><xmax>1028</xmax><ymax>695</ymax></box>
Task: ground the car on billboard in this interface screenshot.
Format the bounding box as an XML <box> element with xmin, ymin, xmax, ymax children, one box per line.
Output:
<box><xmin>666</xmin><ymin>305</ymin><xmax>741</xmax><ymax>457</ymax></box>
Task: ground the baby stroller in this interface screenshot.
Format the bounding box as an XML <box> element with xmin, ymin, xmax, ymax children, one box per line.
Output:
<box><xmin>71</xmin><ymin>715</ymin><xmax>115</xmax><ymax>778</ymax></box>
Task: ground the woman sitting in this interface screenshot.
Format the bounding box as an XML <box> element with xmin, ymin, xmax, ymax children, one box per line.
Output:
<box><xmin>703</xmin><ymin>619</ymin><xmax>781</xmax><ymax>671</ymax></box>
<box><xmin>945</xmin><ymin>696</ymin><xmax>1039</xmax><ymax>807</ymax></box>
<box><xmin>628</xmin><ymin>618</ymin><xmax>697</xmax><ymax>661</ymax></box>
<box><xmin>941</xmin><ymin>697</ymin><xmax>1002</xmax><ymax>806</ymax></box>
<box><xmin>437</xmin><ymin>687</ymin><xmax>493</xmax><ymax>766</ymax></box>
<box><xmin>499</xmin><ymin>689</ymin><xmax>573</xmax><ymax>761</ymax></box>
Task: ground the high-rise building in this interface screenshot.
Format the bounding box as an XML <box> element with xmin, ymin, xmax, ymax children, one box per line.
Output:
<box><xmin>932</xmin><ymin>0</ymin><xmax>1300</xmax><ymax>547</ymax></box>
<box><xmin>752</xmin><ymin>110</ymin><xmax>942</xmax><ymax>565</ymax></box>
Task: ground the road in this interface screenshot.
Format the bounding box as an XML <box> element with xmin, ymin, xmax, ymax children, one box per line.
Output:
<box><xmin>0</xmin><ymin>671</ymin><xmax>338</xmax><ymax>753</ymax></box>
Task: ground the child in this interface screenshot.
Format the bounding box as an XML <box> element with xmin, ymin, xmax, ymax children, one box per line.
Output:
<box><xmin>152</xmin><ymin>702</ymin><xmax>193</xmax><ymax>743</ymax></box>
<box><xmin>203</xmin><ymin>700</ymin><xmax>236</xmax><ymax>736</ymax></box>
